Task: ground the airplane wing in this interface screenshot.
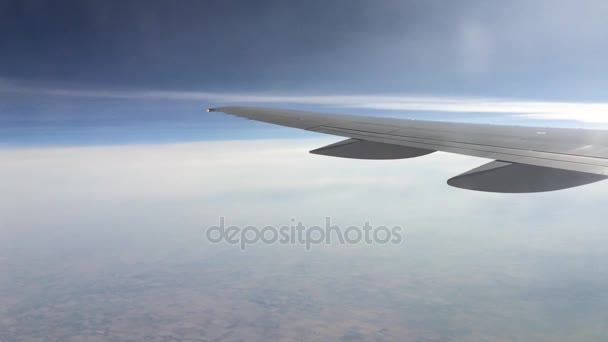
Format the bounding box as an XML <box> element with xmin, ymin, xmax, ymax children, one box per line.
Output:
<box><xmin>208</xmin><ymin>106</ymin><xmax>608</xmax><ymax>193</ymax></box>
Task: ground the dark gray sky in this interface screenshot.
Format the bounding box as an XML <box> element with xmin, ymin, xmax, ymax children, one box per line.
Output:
<box><xmin>2</xmin><ymin>0</ymin><xmax>608</xmax><ymax>97</ymax></box>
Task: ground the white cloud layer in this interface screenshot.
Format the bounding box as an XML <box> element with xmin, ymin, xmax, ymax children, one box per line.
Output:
<box><xmin>2</xmin><ymin>139</ymin><xmax>607</xmax><ymax>234</ymax></box>
<box><xmin>2</xmin><ymin>140</ymin><xmax>608</xmax><ymax>341</ymax></box>
<box><xmin>3</xmin><ymin>79</ymin><xmax>608</xmax><ymax>123</ymax></box>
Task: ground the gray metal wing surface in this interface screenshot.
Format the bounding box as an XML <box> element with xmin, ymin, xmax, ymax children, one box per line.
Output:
<box><xmin>209</xmin><ymin>106</ymin><xmax>608</xmax><ymax>193</ymax></box>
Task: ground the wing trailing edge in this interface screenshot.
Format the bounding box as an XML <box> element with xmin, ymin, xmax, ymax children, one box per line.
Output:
<box><xmin>310</xmin><ymin>139</ymin><xmax>435</xmax><ymax>160</ymax></box>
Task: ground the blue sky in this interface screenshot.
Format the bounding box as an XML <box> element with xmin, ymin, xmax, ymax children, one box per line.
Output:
<box><xmin>2</xmin><ymin>0</ymin><xmax>608</xmax><ymax>145</ymax></box>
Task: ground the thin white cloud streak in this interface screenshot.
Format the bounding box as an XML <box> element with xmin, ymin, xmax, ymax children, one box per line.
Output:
<box><xmin>2</xmin><ymin>79</ymin><xmax>608</xmax><ymax>123</ymax></box>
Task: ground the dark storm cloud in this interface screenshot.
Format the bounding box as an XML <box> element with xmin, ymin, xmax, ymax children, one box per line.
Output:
<box><xmin>2</xmin><ymin>0</ymin><xmax>607</xmax><ymax>98</ymax></box>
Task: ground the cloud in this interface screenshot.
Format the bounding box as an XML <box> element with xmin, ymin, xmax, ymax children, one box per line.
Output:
<box><xmin>2</xmin><ymin>139</ymin><xmax>608</xmax><ymax>341</ymax></box>
<box><xmin>2</xmin><ymin>140</ymin><xmax>608</xmax><ymax>342</ymax></box>
<box><xmin>3</xmin><ymin>79</ymin><xmax>608</xmax><ymax>123</ymax></box>
<box><xmin>2</xmin><ymin>139</ymin><xmax>606</xmax><ymax>226</ymax></box>
<box><xmin>1</xmin><ymin>138</ymin><xmax>606</xmax><ymax>275</ymax></box>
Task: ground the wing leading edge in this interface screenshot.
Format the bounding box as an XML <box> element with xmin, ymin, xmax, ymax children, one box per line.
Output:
<box><xmin>209</xmin><ymin>106</ymin><xmax>608</xmax><ymax>193</ymax></box>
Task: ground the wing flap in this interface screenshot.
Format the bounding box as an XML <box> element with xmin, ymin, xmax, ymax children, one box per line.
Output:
<box><xmin>310</xmin><ymin>138</ymin><xmax>435</xmax><ymax>160</ymax></box>
<box><xmin>447</xmin><ymin>161</ymin><xmax>608</xmax><ymax>193</ymax></box>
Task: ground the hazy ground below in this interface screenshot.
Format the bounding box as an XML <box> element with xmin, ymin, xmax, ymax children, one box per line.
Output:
<box><xmin>1</xmin><ymin>140</ymin><xmax>607</xmax><ymax>341</ymax></box>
